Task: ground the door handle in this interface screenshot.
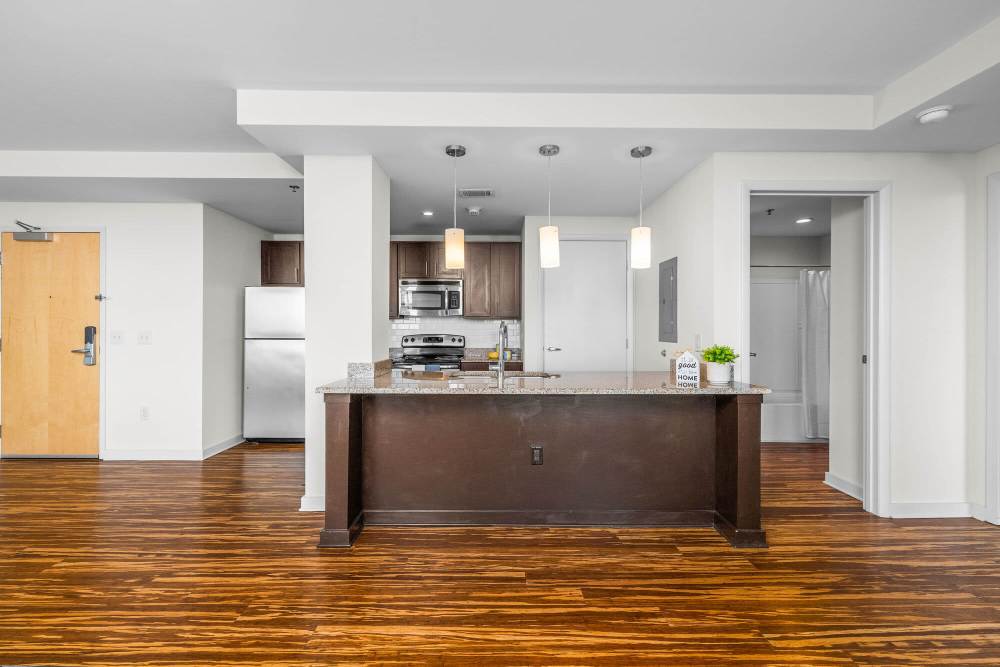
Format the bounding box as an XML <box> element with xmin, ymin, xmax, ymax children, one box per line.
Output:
<box><xmin>749</xmin><ymin>352</ymin><xmax>757</xmax><ymax>357</ymax></box>
<box><xmin>545</xmin><ymin>346</ymin><xmax>562</xmax><ymax>352</ymax></box>
<box><xmin>71</xmin><ymin>326</ymin><xmax>97</xmax><ymax>366</ymax></box>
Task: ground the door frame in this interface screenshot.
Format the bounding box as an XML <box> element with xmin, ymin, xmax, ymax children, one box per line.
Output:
<box><xmin>0</xmin><ymin>224</ymin><xmax>108</xmax><ymax>459</ymax></box>
<box><xmin>985</xmin><ymin>172</ymin><xmax>1000</xmax><ymax>524</ymax></box>
<box><xmin>539</xmin><ymin>233</ymin><xmax>635</xmax><ymax>373</ymax></box>
<box><xmin>739</xmin><ymin>181</ymin><xmax>891</xmax><ymax>518</ymax></box>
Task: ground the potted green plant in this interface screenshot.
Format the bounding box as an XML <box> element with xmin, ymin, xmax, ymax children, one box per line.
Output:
<box><xmin>701</xmin><ymin>345</ymin><xmax>739</xmax><ymax>385</ymax></box>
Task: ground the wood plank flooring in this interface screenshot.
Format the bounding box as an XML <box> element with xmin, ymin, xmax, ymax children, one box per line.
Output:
<box><xmin>1</xmin><ymin>442</ymin><xmax>998</xmax><ymax>665</ymax></box>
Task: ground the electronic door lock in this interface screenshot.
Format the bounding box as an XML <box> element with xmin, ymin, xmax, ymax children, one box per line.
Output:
<box><xmin>71</xmin><ymin>326</ymin><xmax>97</xmax><ymax>366</ymax></box>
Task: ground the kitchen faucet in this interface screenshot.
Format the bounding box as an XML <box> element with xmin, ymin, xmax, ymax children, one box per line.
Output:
<box><xmin>497</xmin><ymin>320</ymin><xmax>508</xmax><ymax>387</ymax></box>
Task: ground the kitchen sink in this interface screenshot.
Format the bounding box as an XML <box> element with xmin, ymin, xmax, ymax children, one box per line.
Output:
<box><xmin>451</xmin><ymin>371</ymin><xmax>559</xmax><ymax>380</ymax></box>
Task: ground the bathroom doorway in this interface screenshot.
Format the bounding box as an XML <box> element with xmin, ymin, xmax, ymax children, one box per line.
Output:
<box><xmin>748</xmin><ymin>194</ymin><xmax>866</xmax><ymax>502</ymax></box>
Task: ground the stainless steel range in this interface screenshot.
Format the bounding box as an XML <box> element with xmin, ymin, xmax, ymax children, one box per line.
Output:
<box><xmin>393</xmin><ymin>334</ymin><xmax>465</xmax><ymax>371</ymax></box>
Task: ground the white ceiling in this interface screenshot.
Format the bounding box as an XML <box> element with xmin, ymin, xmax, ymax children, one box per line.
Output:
<box><xmin>750</xmin><ymin>196</ymin><xmax>832</xmax><ymax>237</ymax></box>
<box><xmin>1</xmin><ymin>0</ymin><xmax>1000</xmax><ymax>232</ymax></box>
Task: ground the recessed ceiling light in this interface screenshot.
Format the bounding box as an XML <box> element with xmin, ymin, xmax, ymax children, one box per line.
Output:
<box><xmin>422</xmin><ymin>210</ymin><xmax>434</xmax><ymax>216</ymax></box>
<box><xmin>916</xmin><ymin>105</ymin><xmax>952</xmax><ymax>124</ymax></box>
<box><xmin>795</xmin><ymin>217</ymin><xmax>813</xmax><ymax>224</ymax></box>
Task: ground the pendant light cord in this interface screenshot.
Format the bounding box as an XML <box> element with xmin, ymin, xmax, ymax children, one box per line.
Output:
<box><xmin>547</xmin><ymin>155</ymin><xmax>552</xmax><ymax>225</ymax></box>
<box><xmin>452</xmin><ymin>153</ymin><xmax>458</xmax><ymax>230</ymax></box>
<box><xmin>638</xmin><ymin>154</ymin><xmax>644</xmax><ymax>229</ymax></box>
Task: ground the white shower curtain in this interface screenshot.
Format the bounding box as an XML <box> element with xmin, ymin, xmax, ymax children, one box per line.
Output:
<box><xmin>798</xmin><ymin>270</ymin><xmax>830</xmax><ymax>439</ymax></box>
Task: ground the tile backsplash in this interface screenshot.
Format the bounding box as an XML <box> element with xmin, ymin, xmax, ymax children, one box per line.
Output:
<box><xmin>389</xmin><ymin>317</ymin><xmax>521</xmax><ymax>349</ymax></box>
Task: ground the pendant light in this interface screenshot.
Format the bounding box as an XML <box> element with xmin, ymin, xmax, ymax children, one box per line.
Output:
<box><xmin>538</xmin><ymin>144</ymin><xmax>560</xmax><ymax>268</ymax></box>
<box><xmin>629</xmin><ymin>145</ymin><xmax>652</xmax><ymax>269</ymax></box>
<box><xmin>444</xmin><ymin>144</ymin><xmax>466</xmax><ymax>269</ymax></box>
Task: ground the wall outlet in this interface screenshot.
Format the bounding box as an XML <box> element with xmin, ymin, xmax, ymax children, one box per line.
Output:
<box><xmin>110</xmin><ymin>331</ymin><xmax>124</xmax><ymax>345</ymax></box>
<box><xmin>529</xmin><ymin>444</ymin><xmax>543</xmax><ymax>465</ymax></box>
<box><xmin>137</xmin><ymin>331</ymin><xmax>153</xmax><ymax>345</ymax></box>
<box><xmin>139</xmin><ymin>406</ymin><xmax>151</xmax><ymax>422</ymax></box>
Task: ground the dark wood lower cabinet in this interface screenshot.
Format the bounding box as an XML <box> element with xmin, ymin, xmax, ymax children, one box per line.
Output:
<box><xmin>320</xmin><ymin>392</ymin><xmax>765</xmax><ymax>549</ymax></box>
<box><xmin>459</xmin><ymin>361</ymin><xmax>523</xmax><ymax>372</ymax></box>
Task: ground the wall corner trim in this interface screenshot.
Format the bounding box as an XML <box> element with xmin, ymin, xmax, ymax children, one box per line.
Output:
<box><xmin>202</xmin><ymin>435</ymin><xmax>245</xmax><ymax>460</ymax></box>
<box><xmin>300</xmin><ymin>495</ymin><xmax>325</xmax><ymax>512</ymax></box>
<box><xmin>824</xmin><ymin>472</ymin><xmax>863</xmax><ymax>501</ymax></box>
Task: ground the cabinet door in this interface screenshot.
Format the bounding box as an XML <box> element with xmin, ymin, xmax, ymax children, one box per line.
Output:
<box><xmin>389</xmin><ymin>242</ymin><xmax>399</xmax><ymax>319</ymax></box>
<box><xmin>490</xmin><ymin>242</ymin><xmax>521</xmax><ymax>318</ymax></box>
<box><xmin>430</xmin><ymin>242</ymin><xmax>464</xmax><ymax>279</ymax></box>
<box><xmin>463</xmin><ymin>242</ymin><xmax>492</xmax><ymax>318</ymax></box>
<box><xmin>261</xmin><ymin>241</ymin><xmax>303</xmax><ymax>286</ymax></box>
<box><xmin>398</xmin><ymin>242</ymin><xmax>430</xmax><ymax>278</ymax></box>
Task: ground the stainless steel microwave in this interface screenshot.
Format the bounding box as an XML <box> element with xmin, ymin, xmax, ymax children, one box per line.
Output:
<box><xmin>399</xmin><ymin>279</ymin><xmax>463</xmax><ymax>317</ymax></box>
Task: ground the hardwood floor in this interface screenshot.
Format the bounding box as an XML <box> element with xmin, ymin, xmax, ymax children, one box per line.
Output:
<box><xmin>1</xmin><ymin>443</ymin><xmax>998</xmax><ymax>665</ymax></box>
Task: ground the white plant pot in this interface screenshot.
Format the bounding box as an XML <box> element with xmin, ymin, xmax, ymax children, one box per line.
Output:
<box><xmin>706</xmin><ymin>362</ymin><xmax>732</xmax><ymax>385</ymax></box>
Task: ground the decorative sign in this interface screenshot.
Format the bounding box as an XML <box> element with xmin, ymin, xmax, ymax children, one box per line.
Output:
<box><xmin>675</xmin><ymin>351</ymin><xmax>700</xmax><ymax>388</ymax></box>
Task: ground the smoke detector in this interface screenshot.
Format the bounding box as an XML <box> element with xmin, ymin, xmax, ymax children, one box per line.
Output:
<box><xmin>916</xmin><ymin>105</ymin><xmax>952</xmax><ymax>124</ymax></box>
<box><xmin>458</xmin><ymin>188</ymin><xmax>494</xmax><ymax>198</ymax></box>
<box><xmin>466</xmin><ymin>206</ymin><xmax>483</xmax><ymax>216</ymax></box>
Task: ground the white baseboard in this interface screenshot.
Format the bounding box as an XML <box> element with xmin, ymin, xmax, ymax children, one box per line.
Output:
<box><xmin>824</xmin><ymin>472</ymin><xmax>863</xmax><ymax>501</ymax></box>
<box><xmin>888</xmin><ymin>502</ymin><xmax>972</xmax><ymax>518</ymax></box>
<box><xmin>970</xmin><ymin>503</ymin><xmax>999</xmax><ymax>524</ymax></box>
<box><xmin>202</xmin><ymin>435</ymin><xmax>245</xmax><ymax>459</ymax></box>
<box><xmin>101</xmin><ymin>449</ymin><xmax>203</xmax><ymax>461</ymax></box>
<box><xmin>300</xmin><ymin>495</ymin><xmax>325</xmax><ymax>512</ymax></box>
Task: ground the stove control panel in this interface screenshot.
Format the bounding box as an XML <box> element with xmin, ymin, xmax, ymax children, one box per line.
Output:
<box><xmin>401</xmin><ymin>334</ymin><xmax>465</xmax><ymax>348</ymax></box>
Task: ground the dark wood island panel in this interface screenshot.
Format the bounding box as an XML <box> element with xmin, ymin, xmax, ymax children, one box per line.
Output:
<box><xmin>320</xmin><ymin>389</ymin><xmax>766</xmax><ymax>549</ymax></box>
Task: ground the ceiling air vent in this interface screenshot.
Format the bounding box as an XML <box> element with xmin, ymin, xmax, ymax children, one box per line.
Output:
<box><xmin>458</xmin><ymin>188</ymin><xmax>494</xmax><ymax>198</ymax></box>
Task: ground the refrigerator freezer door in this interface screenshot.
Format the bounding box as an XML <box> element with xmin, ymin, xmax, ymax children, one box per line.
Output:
<box><xmin>243</xmin><ymin>339</ymin><xmax>305</xmax><ymax>439</ymax></box>
<box><xmin>245</xmin><ymin>286</ymin><xmax>305</xmax><ymax>339</ymax></box>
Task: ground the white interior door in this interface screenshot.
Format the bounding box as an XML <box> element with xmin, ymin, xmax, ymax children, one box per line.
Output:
<box><xmin>542</xmin><ymin>240</ymin><xmax>628</xmax><ymax>371</ymax></box>
<box><xmin>749</xmin><ymin>279</ymin><xmax>801</xmax><ymax>398</ymax></box>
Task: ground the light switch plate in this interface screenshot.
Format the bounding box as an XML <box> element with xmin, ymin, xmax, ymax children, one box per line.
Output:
<box><xmin>110</xmin><ymin>331</ymin><xmax>124</xmax><ymax>345</ymax></box>
<box><xmin>137</xmin><ymin>331</ymin><xmax>153</xmax><ymax>345</ymax></box>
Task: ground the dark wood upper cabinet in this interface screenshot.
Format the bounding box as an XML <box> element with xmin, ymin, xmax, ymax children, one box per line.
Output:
<box><xmin>389</xmin><ymin>240</ymin><xmax>521</xmax><ymax>319</ymax></box>
<box><xmin>261</xmin><ymin>240</ymin><xmax>304</xmax><ymax>286</ymax></box>
<box><xmin>490</xmin><ymin>242</ymin><xmax>521</xmax><ymax>319</ymax></box>
<box><xmin>389</xmin><ymin>241</ymin><xmax>400</xmax><ymax>319</ymax></box>
<box><xmin>398</xmin><ymin>242</ymin><xmax>430</xmax><ymax>278</ymax></box>
<box><xmin>463</xmin><ymin>242</ymin><xmax>493</xmax><ymax>318</ymax></box>
<box><xmin>430</xmin><ymin>242</ymin><xmax>464</xmax><ymax>279</ymax></box>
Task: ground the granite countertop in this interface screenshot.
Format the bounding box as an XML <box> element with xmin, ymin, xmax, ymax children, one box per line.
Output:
<box><xmin>317</xmin><ymin>370</ymin><xmax>769</xmax><ymax>396</ymax></box>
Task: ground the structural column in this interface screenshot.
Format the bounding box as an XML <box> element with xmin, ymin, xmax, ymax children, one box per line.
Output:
<box><xmin>302</xmin><ymin>156</ymin><xmax>389</xmax><ymax>511</ymax></box>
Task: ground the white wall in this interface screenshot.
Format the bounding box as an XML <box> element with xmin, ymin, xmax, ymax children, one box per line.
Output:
<box><xmin>201</xmin><ymin>206</ymin><xmax>271</xmax><ymax>456</ymax></box>
<box><xmin>302</xmin><ymin>155</ymin><xmax>389</xmax><ymax>510</ymax></box>
<box><xmin>522</xmin><ymin>216</ymin><xmax>635</xmax><ymax>371</ymax></box>
<box><xmin>0</xmin><ymin>202</ymin><xmax>205</xmax><ymax>460</ymax></box>
<box><xmin>634</xmin><ymin>157</ymin><xmax>716</xmax><ymax>370</ymax></box>
<box><xmin>970</xmin><ymin>143</ymin><xmax>1000</xmax><ymax>515</ymax></box>
<box><xmin>750</xmin><ymin>236</ymin><xmax>829</xmax><ymax>267</ymax></box>
<box><xmin>640</xmin><ymin>151</ymin><xmax>975</xmax><ymax>513</ymax></box>
<box><xmin>828</xmin><ymin>198</ymin><xmax>865</xmax><ymax>497</ymax></box>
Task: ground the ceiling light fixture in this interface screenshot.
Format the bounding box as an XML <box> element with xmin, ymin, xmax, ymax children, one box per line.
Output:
<box><xmin>916</xmin><ymin>105</ymin><xmax>952</xmax><ymax>124</ymax></box>
<box><xmin>795</xmin><ymin>217</ymin><xmax>814</xmax><ymax>224</ymax></box>
<box><xmin>538</xmin><ymin>144</ymin><xmax>561</xmax><ymax>269</ymax></box>
<box><xmin>629</xmin><ymin>146</ymin><xmax>653</xmax><ymax>270</ymax></box>
<box><xmin>422</xmin><ymin>210</ymin><xmax>434</xmax><ymax>217</ymax></box>
<box><xmin>444</xmin><ymin>145</ymin><xmax>466</xmax><ymax>270</ymax></box>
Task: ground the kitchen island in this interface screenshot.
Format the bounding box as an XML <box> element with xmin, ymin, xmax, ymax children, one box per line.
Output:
<box><xmin>317</xmin><ymin>371</ymin><xmax>769</xmax><ymax>548</ymax></box>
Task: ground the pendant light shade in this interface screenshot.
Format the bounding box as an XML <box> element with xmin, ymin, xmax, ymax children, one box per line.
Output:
<box><xmin>539</xmin><ymin>224</ymin><xmax>560</xmax><ymax>268</ymax></box>
<box><xmin>538</xmin><ymin>144</ymin><xmax>560</xmax><ymax>268</ymax></box>
<box><xmin>630</xmin><ymin>226</ymin><xmax>651</xmax><ymax>269</ymax></box>
<box><xmin>444</xmin><ymin>227</ymin><xmax>465</xmax><ymax>269</ymax></box>
<box><xmin>629</xmin><ymin>145</ymin><xmax>653</xmax><ymax>270</ymax></box>
<box><xmin>444</xmin><ymin>144</ymin><xmax>466</xmax><ymax>269</ymax></box>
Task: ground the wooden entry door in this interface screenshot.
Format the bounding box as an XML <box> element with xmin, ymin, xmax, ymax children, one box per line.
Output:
<box><xmin>1</xmin><ymin>232</ymin><xmax>100</xmax><ymax>457</ymax></box>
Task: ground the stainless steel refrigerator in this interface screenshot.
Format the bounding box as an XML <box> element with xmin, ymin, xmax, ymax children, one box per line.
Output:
<box><xmin>243</xmin><ymin>286</ymin><xmax>305</xmax><ymax>441</ymax></box>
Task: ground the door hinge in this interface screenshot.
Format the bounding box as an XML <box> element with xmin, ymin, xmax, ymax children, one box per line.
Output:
<box><xmin>95</xmin><ymin>293</ymin><xmax>108</xmax><ymax>301</ymax></box>
<box><xmin>862</xmin><ymin>354</ymin><xmax>868</xmax><ymax>364</ymax></box>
